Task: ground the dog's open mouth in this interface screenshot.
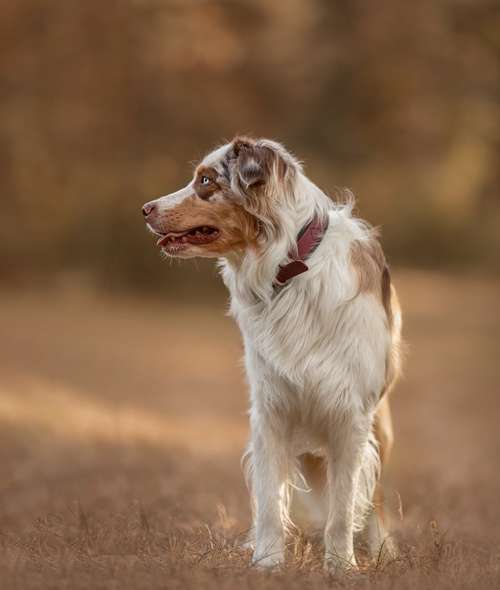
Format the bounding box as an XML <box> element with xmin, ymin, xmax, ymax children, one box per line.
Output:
<box><xmin>156</xmin><ymin>226</ymin><xmax>220</xmax><ymax>248</ymax></box>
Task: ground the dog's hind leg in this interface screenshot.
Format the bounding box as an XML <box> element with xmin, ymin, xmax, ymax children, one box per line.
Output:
<box><xmin>323</xmin><ymin>411</ymin><xmax>376</xmax><ymax>572</ymax></box>
<box><xmin>360</xmin><ymin>396</ymin><xmax>397</xmax><ymax>562</ymax></box>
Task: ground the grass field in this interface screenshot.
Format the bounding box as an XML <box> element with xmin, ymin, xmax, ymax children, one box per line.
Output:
<box><xmin>1</xmin><ymin>270</ymin><xmax>499</xmax><ymax>589</ymax></box>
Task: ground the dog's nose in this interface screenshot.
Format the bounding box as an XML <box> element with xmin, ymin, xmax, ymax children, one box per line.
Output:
<box><xmin>142</xmin><ymin>202</ymin><xmax>156</xmax><ymax>218</ymax></box>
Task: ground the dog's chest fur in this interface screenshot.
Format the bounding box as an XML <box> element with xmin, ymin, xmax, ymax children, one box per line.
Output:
<box><xmin>221</xmin><ymin>211</ymin><xmax>391</xmax><ymax>426</ymax></box>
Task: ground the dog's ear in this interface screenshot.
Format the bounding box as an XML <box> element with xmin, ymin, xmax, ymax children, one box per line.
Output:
<box><xmin>232</xmin><ymin>139</ymin><xmax>268</xmax><ymax>189</ymax></box>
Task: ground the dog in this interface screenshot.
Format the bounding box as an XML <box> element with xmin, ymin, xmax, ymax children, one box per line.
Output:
<box><xmin>142</xmin><ymin>137</ymin><xmax>402</xmax><ymax>571</ymax></box>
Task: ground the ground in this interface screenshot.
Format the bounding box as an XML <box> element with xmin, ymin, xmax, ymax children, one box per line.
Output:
<box><xmin>1</xmin><ymin>270</ymin><xmax>499</xmax><ymax>589</ymax></box>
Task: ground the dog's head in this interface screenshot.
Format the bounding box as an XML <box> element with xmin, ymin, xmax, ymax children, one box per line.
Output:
<box><xmin>142</xmin><ymin>137</ymin><xmax>300</xmax><ymax>258</ymax></box>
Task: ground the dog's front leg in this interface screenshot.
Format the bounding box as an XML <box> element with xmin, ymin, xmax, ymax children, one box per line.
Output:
<box><xmin>324</xmin><ymin>413</ymin><xmax>371</xmax><ymax>572</ymax></box>
<box><xmin>245</xmin><ymin>352</ymin><xmax>289</xmax><ymax>568</ymax></box>
<box><xmin>249</xmin><ymin>417</ymin><xmax>288</xmax><ymax>568</ymax></box>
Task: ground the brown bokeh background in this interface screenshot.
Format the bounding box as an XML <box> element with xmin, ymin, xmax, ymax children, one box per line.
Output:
<box><xmin>1</xmin><ymin>2</ymin><xmax>500</xmax><ymax>588</ymax></box>
<box><xmin>2</xmin><ymin>0</ymin><xmax>500</xmax><ymax>290</ymax></box>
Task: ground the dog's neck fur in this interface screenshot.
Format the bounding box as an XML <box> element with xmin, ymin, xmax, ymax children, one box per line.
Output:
<box><xmin>220</xmin><ymin>171</ymin><xmax>333</xmax><ymax>304</ymax></box>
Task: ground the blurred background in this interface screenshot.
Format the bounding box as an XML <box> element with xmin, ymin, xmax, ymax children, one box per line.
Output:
<box><xmin>2</xmin><ymin>0</ymin><xmax>500</xmax><ymax>291</ymax></box>
<box><xmin>1</xmin><ymin>1</ymin><xmax>500</xmax><ymax>588</ymax></box>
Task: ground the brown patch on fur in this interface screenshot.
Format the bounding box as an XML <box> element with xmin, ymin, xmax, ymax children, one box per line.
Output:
<box><xmin>228</xmin><ymin>137</ymin><xmax>290</xmax><ymax>236</ymax></box>
<box><xmin>157</xmin><ymin>193</ymin><xmax>260</xmax><ymax>255</ymax></box>
<box><xmin>193</xmin><ymin>166</ymin><xmax>220</xmax><ymax>200</ymax></box>
<box><xmin>350</xmin><ymin>239</ymin><xmax>386</xmax><ymax>297</ymax></box>
<box><xmin>350</xmin><ymin>240</ymin><xmax>403</xmax><ymax>401</ymax></box>
<box><xmin>231</xmin><ymin>136</ymin><xmax>255</xmax><ymax>158</ymax></box>
<box><xmin>350</xmin><ymin>238</ymin><xmax>395</xmax><ymax>329</ymax></box>
<box><xmin>230</xmin><ymin>136</ymin><xmax>289</xmax><ymax>187</ymax></box>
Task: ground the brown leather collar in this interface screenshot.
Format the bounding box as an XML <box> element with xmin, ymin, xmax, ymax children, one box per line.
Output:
<box><xmin>274</xmin><ymin>214</ymin><xmax>329</xmax><ymax>287</ymax></box>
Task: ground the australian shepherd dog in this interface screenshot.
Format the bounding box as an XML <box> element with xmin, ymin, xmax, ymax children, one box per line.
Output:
<box><xmin>142</xmin><ymin>137</ymin><xmax>402</xmax><ymax>571</ymax></box>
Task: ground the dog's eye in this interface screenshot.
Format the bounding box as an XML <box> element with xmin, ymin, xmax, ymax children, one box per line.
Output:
<box><xmin>200</xmin><ymin>175</ymin><xmax>210</xmax><ymax>185</ymax></box>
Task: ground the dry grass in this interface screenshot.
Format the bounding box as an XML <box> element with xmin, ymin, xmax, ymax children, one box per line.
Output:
<box><xmin>1</xmin><ymin>270</ymin><xmax>499</xmax><ymax>589</ymax></box>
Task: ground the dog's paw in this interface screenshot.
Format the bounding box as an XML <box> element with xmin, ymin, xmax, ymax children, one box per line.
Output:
<box><xmin>251</xmin><ymin>551</ymin><xmax>284</xmax><ymax>570</ymax></box>
<box><xmin>324</xmin><ymin>553</ymin><xmax>358</xmax><ymax>575</ymax></box>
